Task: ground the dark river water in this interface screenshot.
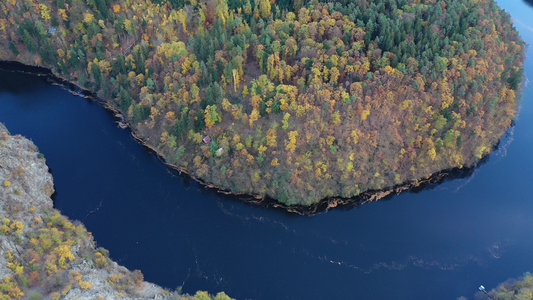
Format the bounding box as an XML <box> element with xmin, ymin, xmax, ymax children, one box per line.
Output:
<box><xmin>1</xmin><ymin>1</ymin><xmax>532</xmax><ymax>299</ymax></box>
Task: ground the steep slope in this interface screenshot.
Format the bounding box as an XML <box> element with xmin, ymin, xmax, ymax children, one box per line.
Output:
<box><xmin>0</xmin><ymin>123</ymin><xmax>232</xmax><ymax>300</ymax></box>
<box><xmin>0</xmin><ymin>0</ymin><xmax>525</xmax><ymax>205</ymax></box>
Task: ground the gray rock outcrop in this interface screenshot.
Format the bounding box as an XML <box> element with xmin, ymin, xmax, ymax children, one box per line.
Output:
<box><xmin>0</xmin><ymin>123</ymin><xmax>168</xmax><ymax>299</ymax></box>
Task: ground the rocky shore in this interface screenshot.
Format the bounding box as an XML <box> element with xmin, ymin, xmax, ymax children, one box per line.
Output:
<box><xmin>0</xmin><ymin>123</ymin><xmax>232</xmax><ymax>299</ymax></box>
<box><xmin>0</xmin><ymin>122</ymin><xmax>170</xmax><ymax>299</ymax></box>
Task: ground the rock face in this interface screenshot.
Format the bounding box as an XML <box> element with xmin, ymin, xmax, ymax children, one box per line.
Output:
<box><xmin>0</xmin><ymin>123</ymin><xmax>167</xmax><ymax>299</ymax></box>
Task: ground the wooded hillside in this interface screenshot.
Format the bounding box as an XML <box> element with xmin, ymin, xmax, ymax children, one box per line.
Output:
<box><xmin>0</xmin><ymin>0</ymin><xmax>524</xmax><ymax>205</ymax></box>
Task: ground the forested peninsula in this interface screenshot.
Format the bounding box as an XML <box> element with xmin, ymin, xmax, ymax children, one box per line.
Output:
<box><xmin>0</xmin><ymin>0</ymin><xmax>525</xmax><ymax>206</ymax></box>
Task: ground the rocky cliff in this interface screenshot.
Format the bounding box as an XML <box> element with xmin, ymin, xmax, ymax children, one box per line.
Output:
<box><xmin>0</xmin><ymin>122</ymin><xmax>168</xmax><ymax>299</ymax></box>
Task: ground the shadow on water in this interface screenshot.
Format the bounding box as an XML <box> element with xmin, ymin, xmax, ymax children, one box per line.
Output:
<box><xmin>0</xmin><ymin>61</ymin><xmax>90</xmax><ymax>97</ymax></box>
<box><xmin>524</xmin><ymin>0</ymin><xmax>533</xmax><ymax>8</ymax></box>
<box><xmin>0</xmin><ymin>62</ymin><xmax>51</xmax><ymax>93</ymax></box>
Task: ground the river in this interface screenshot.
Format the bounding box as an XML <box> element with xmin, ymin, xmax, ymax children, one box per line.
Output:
<box><xmin>0</xmin><ymin>1</ymin><xmax>532</xmax><ymax>299</ymax></box>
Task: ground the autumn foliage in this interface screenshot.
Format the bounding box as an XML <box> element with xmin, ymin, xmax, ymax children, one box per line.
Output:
<box><xmin>0</xmin><ymin>0</ymin><xmax>524</xmax><ymax>205</ymax></box>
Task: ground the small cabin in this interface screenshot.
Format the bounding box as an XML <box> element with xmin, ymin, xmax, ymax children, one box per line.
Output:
<box><xmin>202</xmin><ymin>135</ymin><xmax>212</xmax><ymax>144</ymax></box>
<box><xmin>47</xmin><ymin>27</ymin><xmax>57</xmax><ymax>34</ymax></box>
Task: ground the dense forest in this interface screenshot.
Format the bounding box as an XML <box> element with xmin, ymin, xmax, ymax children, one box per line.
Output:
<box><xmin>0</xmin><ymin>0</ymin><xmax>524</xmax><ymax>205</ymax></box>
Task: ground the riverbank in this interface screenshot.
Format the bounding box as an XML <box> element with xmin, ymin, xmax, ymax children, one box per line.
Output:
<box><xmin>1</xmin><ymin>0</ymin><xmax>524</xmax><ymax>206</ymax></box>
<box><xmin>0</xmin><ymin>122</ymin><xmax>233</xmax><ymax>299</ymax></box>
<box><xmin>0</xmin><ymin>60</ymin><xmax>491</xmax><ymax>215</ymax></box>
<box><xmin>0</xmin><ymin>122</ymin><xmax>167</xmax><ymax>299</ymax></box>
